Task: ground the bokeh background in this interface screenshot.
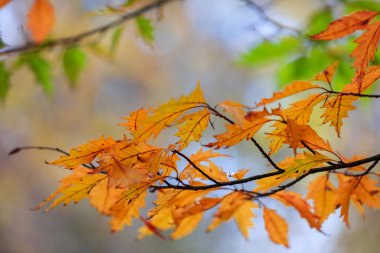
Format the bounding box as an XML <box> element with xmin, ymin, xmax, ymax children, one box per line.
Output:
<box><xmin>1</xmin><ymin>0</ymin><xmax>380</xmax><ymax>252</ymax></box>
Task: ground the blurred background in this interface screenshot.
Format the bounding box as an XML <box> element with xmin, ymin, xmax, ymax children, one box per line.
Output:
<box><xmin>1</xmin><ymin>0</ymin><xmax>380</xmax><ymax>252</ymax></box>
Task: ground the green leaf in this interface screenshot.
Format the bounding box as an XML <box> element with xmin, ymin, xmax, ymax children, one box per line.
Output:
<box><xmin>277</xmin><ymin>48</ymin><xmax>334</xmax><ymax>88</ymax></box>
<box><xmin>239</xmin><ymin>37</ymin><xmax>301</xmax><ymax>66</ymax></box>
<box><xmin>135</xmin><ymin>16</ymin><xmax>154</xmax><ymax>44</ymax></box>
<box><xmin>306</xmin><ymin>8</ymin><xmax>333</xmax><ymax>36</ymax></box>
<box><xmin>110</xmin><ymin>26</ymin><xmax>124</xmax><ymax>54</ymax></box>
<box><xmin>0</xmin><ymin>62</ymin><xmax>10</xmax><ymax>102</ymax></box>
<box><xmin>345</xmin><ymin>1</ymin><xmax>380</xmax><ymax>13</ymax></box>
<box><xmin>19</xmin><ymin>53</ymin><xmax>54</xmax><ymax>95</ymax></box>
<box><xmin>62</xmin><ymin>46</ymin><xmax>87</xmax><ymax>87</ymax></box>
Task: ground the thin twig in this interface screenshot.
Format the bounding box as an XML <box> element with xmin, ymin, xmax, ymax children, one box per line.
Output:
<box><xmin>0</xmin><ymin>0</ymin><xmax>181</xmax><ymax>57</ymax></box>
<box><xmin>8</xmin><ymin>146</ymin><xmax>96</xmax><ymax>169</ymax></box>
<box><xmin>173</xmin><ymin>150</ymin><xmax>220</xmax><ymax>184</ymax></box>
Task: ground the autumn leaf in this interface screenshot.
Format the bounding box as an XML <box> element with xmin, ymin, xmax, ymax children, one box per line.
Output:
<box><xmin>263</xmin><ymin>207</ymin><xmax>289</xmax><ymax>247</ymax></box>
<box><xmin>256</xmin><ymin>152</ymin><xmax>331</xmax><ymax>192</ymax></box>
<box><xmin>310</xmin><ymin>10</ymin><xmax>378</xmax><ymax>40</ymax></box>
<box><xmin>27</xmin><ymin>0</ymin><xmax>55</xmax><ymax>43</ymax></box>
<box><xmin>206</xmin><ymin>110</ymin><xmax>270</xmax><ymax>148</ymax></box>
<box><xmin>342</xmin><ymin>64</ymin><xmax>380</xmax><ymax>93</ymax></box>
<box><xmin>50</xmin><ymin>136</ymin><xmax>116</xmax><ymax>169</ymax></box>
<box><xmin>207</xmin><ymin>192</ymin><xmax>258</xmax><ymax>239</ymax></box>
<box><xmin>307</xmin><ymin>174</ymin><xmax>337</xmax><ymax>223</ymax></box>
<box><xmin>313</xmin><ymin>61</ymin><xmax>339</xmax><ymax>84</ymax></box>
<box><xmin>44</xmin><ymin>173</ymin><xmax>108</xmax><ymax>212</ymax></box>
<box><xmin>321</xmin><ymin>94</ymin><xmax>358</xmax><ymax>137</ymax></box>
<box><xmin>0</xmin><ymin>0</ymin><xmax>11</xmax><ymax>8</ymax></box>
<box><xmin>218</xmin><ymin>100</ymin><xmax>247</xmax><ymax>124</ymax></box>
<box><xmin>274</xmin><ymin>191</ymin><xmax>321</xmax><ymax>230</ymax></box>
<box><xmin>350</xmin><ymin>20</ymin><xmax>380</xmax><ymax>92</ymax></box>
<box><xmin>255</xmin><ymin>80</ymin><xmax>321</xmax><ymax>108</ymax></box>
<box><xmin>133</xmin><ymin>82</ymin><xmax>207</xmax><ymax>141</ymax></box>
<box><xmin>175</xmin><ymin>108</ymin><xmax>210</xmax><ymax>149</ymax></box>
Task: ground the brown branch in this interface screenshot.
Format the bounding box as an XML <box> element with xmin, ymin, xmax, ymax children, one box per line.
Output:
<box><xmin>9</xmin><ymin>146</ymin><xmax>96</xmax><ymax>169</ymax></box>
<box><xmin>0</xmin><ymin>0</ymin><xmax>181</xmax><ymax>57</ymax></box>
<box><xmin>173</xmin><ymin>150</ymin><xmax>220</xmax><ymax>184</ymax></box>
<box><xmin>327</xmin><ymin>91</ymin><xmax>380</xmax><ymax>98</ymax></box>
<box><xmin>241</xmin><ymin>0</ymin><xmax>302</xmax><ymax>34</ymax></box>
<box><xmin>151</xmin><ymin>153</ymin><xmax>380</xmax><ymax>191</ymax></box>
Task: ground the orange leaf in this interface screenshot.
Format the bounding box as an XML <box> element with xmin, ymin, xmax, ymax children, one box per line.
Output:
<box><xmin>307</xmin><ymin>174</ymin><xmax>337</xmax><ymax>224</ymax></box>
<box><xmin>0</xmin><ymin>0</ymin><xmax>11</xmax><ymax>8</ymax></box>
<box><xmin>343</xmin><ymin>64</ymin><xmax>380</xmax><ymax>94</ymax></box>
<box><xmin>350</xmin><ymin>20</ymin><xmax>380</xmax><ymax>92</ymax></box>
<box><xmin>281</xmin><ymin>119</ymin><xmax>333</xmax><ymax>155</ymax></box>
<box><xmin>311</xmin><ymin>10</ymin><xmax>378</xmax><ymax>40</ymax></box>
<box><xmin>50</xmin><ymin>136</ymin><xmax>117</xmax><ymax>169</ymax></box>
<box><xmin>321</xmin><ymin>94</ymin><xmax>358</xmax><ymax>137</ymax></box>
<box><xmin>263</xmin><ymin>207</ymin><xmax>289</xmax><ymax>247</ymax></box>
<box><xmin>274</xmin><ymin>191</ymin><xmax>321</xmax><ymax>230</ymax></box>
<box><xmin>255</xmin><ymin>81</ymin><xmax>321</xmax><ymax>108</ymax></box>
<box><xmin>27</xmin><ymin>0</ymin><xmax>55</xmax><ymax>43</ymax></box>
<box><xmin>314</xmin><ymin>61</ymin><xmax>339</xmax><ymax>83</ymax></box>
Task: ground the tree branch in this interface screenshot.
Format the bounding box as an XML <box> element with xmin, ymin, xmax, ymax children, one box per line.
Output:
<box><xmin>172</xmin><ymin>150</ymin><xmax>220</xmax><ymax>184</ymax></box>
<box><xmin>0</xmin><ymin>0</ymin><xmax>181</xmax><ymax>57</ymax></box>
<box><xmin>8</xmin><ymin>145</ymin><xmax>96</xmax><ymax>169</ymax></box>
<box><xmin>151</xmin><ymin>153</ymin><xmax>380</xmax><ymax>191</ymax></box>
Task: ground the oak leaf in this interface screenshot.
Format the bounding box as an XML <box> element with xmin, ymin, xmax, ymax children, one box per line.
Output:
<box><xmin>263</xmin><ymin>207</ymin><xmax>289</xmax><ymax>247</ymax></box>
<box><xmin>310</xmin><ymin>10</ymin><xmax>378</xmax><ymax>40</ymax></box>
<box><xmin>307</xmin><ymin>174</ymin><xmax>337</xmax><ymax>223</ymax></box>
<box><xmin>274</xmin><ymin>191</ymin><xmax>321</xmax><ymax>230</ymax></box>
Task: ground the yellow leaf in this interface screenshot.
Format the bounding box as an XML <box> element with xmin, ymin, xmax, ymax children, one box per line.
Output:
<box><xmin>110</xmin><ymin>187</ymin><xmax>148</xmax><ymax>232</ymax></box>
<box><xmin>206</xmin><ymin>118</ymin><xmax>270</xmax><ymax>149</ymax></box>
<box><xmin>233</xmin><ymin>200</ymin><xmax>257</xmax><ymax>239</ymax></box>
<box><xmin>207</xmin><ymin>192</ymin><xmax>257</xmax><ymax>239</ymax></box>
<box><xmin>50</xmin><ymin>136</ymin><xmax>116</xmax><ymax>169</ymax></box>
<box><xmin>133</xmin><ymin>82</ymin><xmax>206</xmax><ymax>141</ymax></box>
<box><xmin>171</xmin><ymin>213</ymin><xmax>203</xmax><ymax>239</ymax></box>
<box><xmin>27</xmin><ymin>0</ymin><xmax>55</xmax><ymax>43</ymax></box>
<box><xmin>321</xmin><ymin>94</ymin><xmax>358</xmax><ymax>137</ymax></box>
<box><xmin>175</xmin><ymin>108</ymin><xmax>210</xmax><ymax>149</ymax></box>
<box><xmin>256</xmin><ymin>152</ymin><xmax>331</xmax><ymax>191</ymax></box>
<box><xmin>35</xmin><ymin>167</ymin><xmax>89</xmax><ymax>210</ymax></box>
<box><xmin>263</xmin><ymin>207</ymin><xmax>289</xmax><ymax>247</ymax></box>
<box><xmin>44</xmin><ymin>173</ymin><xmax>107</xmax><ymax>212</ymax></box>
<box><xmin>307</xmin><ymin>174</ymin><xmax>337</xmax><ymax>223</ymax></box>
<box><xmin>119</xmin><ymin>108</ymin><xmax>150</xmax><ymax>133</ymax></box>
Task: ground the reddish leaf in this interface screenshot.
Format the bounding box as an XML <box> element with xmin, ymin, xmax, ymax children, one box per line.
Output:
<box><xmin>311</xmin><ymin>10</ymin><xmax>378</xmax><ymax>40</ymax></box>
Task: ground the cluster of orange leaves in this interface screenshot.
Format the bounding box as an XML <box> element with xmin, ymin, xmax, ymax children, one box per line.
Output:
<box><xmin>34</xmin><ymin>10</ymin><xmax>380</xmax><ymax>247</ymax></box>
<box><xmin>0</xmin><ymin>0</ymin><xmax>54</xmax><ymax>43</ymax></box>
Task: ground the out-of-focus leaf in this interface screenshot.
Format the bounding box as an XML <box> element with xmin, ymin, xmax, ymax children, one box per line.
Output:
<box><xmin>62</xmin><ymin>46</ymin><xmax>87</xmax><ymax>87</ymax></box>
<box><xmin>136</xmin><ymin>16</ymin><xmax>154</xmax><ymax>44</ymax></box>
<box><xmin>345</xmin><ymin>1</ymin><xmax>380</xmax><ymax>13</ymax></box>
<box><xmin>277</xmin><ymin>48</ymin><xmax>334</xmax><ymax>88</ymax></box>
<box><xmin>0</xmin><ymin>62</ymin><xmax>10</xmax><ymax>101</ymax></box>
<box><xmin>26</xmin><ymin>0</ymin><xmax>55</xmax><ymax>43</ymax></box>
<box><xmin>110</xmin><ymin>26</ymin><xmax>124</xmax><ymax>54</ymax></box>
<box><xmin>19</xmin><ymin>53</ymin><xmax>54</xmax><ymax>94</ymax></box>
<box><xmin>239</xmin><ymin>37</ymin><xmax>300</xmax><ymax>66</ymax></box>
<box><xmin>306</xmin><ymin>8</ymin><xmax>334</xmax><ymax>35</ymax></box>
